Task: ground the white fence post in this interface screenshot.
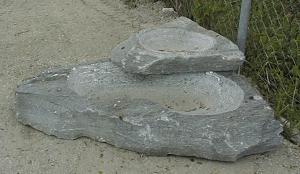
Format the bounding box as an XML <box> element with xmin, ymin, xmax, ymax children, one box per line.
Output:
<box><xmin>237</xmin><ymin>0</ymin><xmax>252</xmax><ymax>53</ymax></box>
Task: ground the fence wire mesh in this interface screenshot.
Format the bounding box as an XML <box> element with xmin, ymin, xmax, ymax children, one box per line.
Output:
<box><xmin>165</xmin><ymin>0</ymin><xmax>300</xmax><ymax>136</ymax></box>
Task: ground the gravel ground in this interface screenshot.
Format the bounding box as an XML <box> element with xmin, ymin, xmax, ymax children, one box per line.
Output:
<box><xmin>0</xmin><ymin>0</ymin><xmax>300</xmax><ymax>173</ymax></box>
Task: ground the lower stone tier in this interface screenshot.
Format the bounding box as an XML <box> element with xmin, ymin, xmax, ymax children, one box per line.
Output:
<box><xmin>15</xmin><ymin>59</ymin><xmax>282</xmax><ymax>161</ymax></box>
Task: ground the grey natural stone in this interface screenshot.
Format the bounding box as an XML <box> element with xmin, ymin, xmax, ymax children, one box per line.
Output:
<box><xmin>111</xmin><ymin>17</ymin><xmax>245</xmax><ymax>74</ymax></box>
<box><xmin>161</xmin><ymin>8</ymin><xmax>177</xmax><ymax>17</ymax></box>
<box><xmin>15</xmin><ymin>60</ymin><xmax>282</xmax><ymax>162</ymax></box>
<box><xmin>291</xmin><ymin>134</ymin><xmax>300</xmax><ymax>145</ymax></box>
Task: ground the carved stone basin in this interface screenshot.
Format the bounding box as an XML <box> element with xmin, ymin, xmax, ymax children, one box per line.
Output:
<box><xmin>15</xmin><ymin>60</ymin><xmax>282</xmax><ymax>162</ymax></box>
<box><xmin>68</xmin><ymin>64</ymin><xmax>244</xmax><ymax>116</ymax></box>
<box><xmin>139</xmin><ymin>28</ymin><xmax>215</xmax><ymax>53</ymax></box>
<box><xmin>112</xmin><ymin>17</ymin><xmax>245</xmax><ymax>75</ymax></box>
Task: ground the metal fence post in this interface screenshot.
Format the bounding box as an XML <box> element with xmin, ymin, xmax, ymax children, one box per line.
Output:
<box><xmin>237</xmin><ymin>0</ymin><xmax>252</xmax><ymax>53</ymax></box>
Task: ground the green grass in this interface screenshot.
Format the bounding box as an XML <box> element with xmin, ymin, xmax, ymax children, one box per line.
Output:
<box><xmin>193</xmin><ymin>0</ymin><xmax>300</xmax><ymax>140</ymax></box>
<box><xmin>123</xmin><ymin>0</ymin><xmax>138</xmax><ymax>8</ymax></box>
<box><xmin>123</xmin><ymin>0</ymin><xmax>300</xmax><ymax>140</ymax></box>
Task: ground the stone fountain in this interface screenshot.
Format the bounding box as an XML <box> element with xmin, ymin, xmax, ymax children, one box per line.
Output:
<box><xmin>15</xmin><ymin>17</ymin><xmax>282</xmax><ymax>161</ymax></box>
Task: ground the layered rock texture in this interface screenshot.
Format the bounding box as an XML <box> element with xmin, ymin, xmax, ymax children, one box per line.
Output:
<box><xmin>16</xmin><ymin>60</ymin><xmax>282</xmax><ymax>161</ymax></box>
<box><xmin>15</xmin><ymin>17</ymin><xmax>282</xmax><ymax>161</ymax></box>
<box><xmin>111</xmin><ymin>17</ymin><xmax>245</xmax><ymax>74</ymax></box>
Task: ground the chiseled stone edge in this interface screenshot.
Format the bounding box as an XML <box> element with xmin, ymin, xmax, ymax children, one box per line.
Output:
<box><xmin>15</xmin><ymin>60</ymin><xmax>282</xmax><ymax>161</ymax></box>
<box><xmin>111</xmin><ymin>17</ymin><xmax>245</xmax><ymax>74</ymax></box>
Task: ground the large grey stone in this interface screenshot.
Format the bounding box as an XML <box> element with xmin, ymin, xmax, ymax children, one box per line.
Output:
<box><xmin>15</xmin><ymin>60</ymin><xmax>282</xmax><ymax>161</ymax></box>
<box><xmin>111</xmin><ymin>17</ymin><xmax>245</xmax><ymax>74</ymax></box>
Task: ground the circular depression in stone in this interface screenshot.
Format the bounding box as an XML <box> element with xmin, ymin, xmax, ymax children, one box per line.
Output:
<box><xmin>68</xmin><ymin>63</ymin><xmax>244</xmax><ymax>115</ymax></box>
<box><xmin>139</xmin><ymin>28</ymin><xmax>215</xmax><ymax>53</ymax></box>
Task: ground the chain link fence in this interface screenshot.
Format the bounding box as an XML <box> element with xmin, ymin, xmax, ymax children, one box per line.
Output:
<box><xmin>126</xmin><ymin>0</ymin><xmax>299</xmax><ymax>139</ymax></box>
<box><xmin>167</xmin><ymin>0</ymin><xmax>299</xmax><ymax>138</ymax></box>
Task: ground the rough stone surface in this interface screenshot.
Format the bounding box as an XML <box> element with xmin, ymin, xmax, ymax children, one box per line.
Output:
<box><xmin>111</xmin><ymin>17</ymin><xmax>245</xmax><ymax>74</ymax></box>
<box><xmin>15</xmin><ymin>60</ymin><xmax>282</xmax><ymax>162</ymax></box>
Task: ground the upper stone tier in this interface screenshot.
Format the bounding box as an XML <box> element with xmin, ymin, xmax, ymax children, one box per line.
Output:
<box><xmin>111</xmin><ymin>17</ymin><xmax>245</xmax><ymax>75</ymax></box>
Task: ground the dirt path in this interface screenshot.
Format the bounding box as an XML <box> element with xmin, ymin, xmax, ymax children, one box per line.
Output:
<box><xmin>0</xmin><ymin>0</ymin><xmax>300</xmax><ymax>173</ymax></box>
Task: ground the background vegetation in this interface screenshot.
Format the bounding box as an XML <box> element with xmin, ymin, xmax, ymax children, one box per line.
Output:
<box><xmin>125</xmin><ymin>0</ymin><xmax>300</xmax><ymax>141</ymax></box>
<box><xmin>193</xmin><ymin>0</ymin><xmax>300</xmax><ymax>141</ymax></box>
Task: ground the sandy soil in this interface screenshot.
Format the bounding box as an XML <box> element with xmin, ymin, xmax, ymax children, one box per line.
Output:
<box><xmin>0</xmin><ymin>0</ymin><xmax>300</xmax><ymax>173</ymax></box>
